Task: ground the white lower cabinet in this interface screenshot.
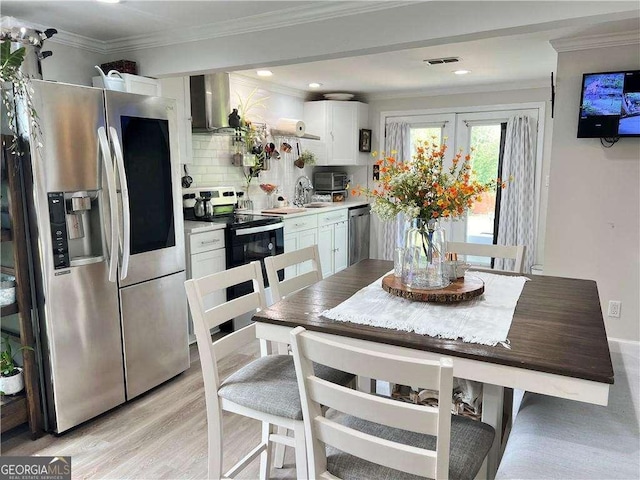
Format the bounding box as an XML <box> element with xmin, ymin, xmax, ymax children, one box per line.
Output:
<box><xmin>283</xmin><ymin>208</ymin><xmax>350</xmax><ymax>279</ymax></box>
<box><xmin>186</xmin><ymin>229</ymin><xmax>226</xmax><ymax>343</ymax></box>
<box><xmin>283</xmin><ymin>214</ymin><xmax>320</xmax><ymax>278</ymax></box>
<box><xmin>318</xmin><ymin>209</ymin><xmax>349</xmax><ymax>277</ymax></box>
<box><xmin>284</xmin><ymin>227</ymin><xmax>318</xmax><ymax>278</ymax></box>
<box><xmin>318</xmin><ymin>220</ymin><xmax>349</xmax><ymax>278</ymax></box>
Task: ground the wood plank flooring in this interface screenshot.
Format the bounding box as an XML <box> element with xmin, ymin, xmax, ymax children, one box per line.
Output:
<box><xmin>1</xmin><ymin>341</ymin><xmax>297</xmax><ymax>479</ymax></box>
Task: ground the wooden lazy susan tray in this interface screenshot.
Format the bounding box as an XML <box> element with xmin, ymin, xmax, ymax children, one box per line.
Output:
<box><xmin>381</xmin><ymin>274</ymin><xmax>484</xmax><ymax>303</ymax></box>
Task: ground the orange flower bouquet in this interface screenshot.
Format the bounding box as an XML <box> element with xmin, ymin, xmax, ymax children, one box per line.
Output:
<box><xmin>354</xmin><ymin>139</ymin><xmax>503</xmax><ymax>221</ymax></box>
<box><xmin>354</xmin><ymin>138</ymin><xmax>504</xmax><ymax>289</ymax></box>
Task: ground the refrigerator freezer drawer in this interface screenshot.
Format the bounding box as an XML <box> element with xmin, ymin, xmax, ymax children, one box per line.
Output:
<box><xmin>119</xmin><ymin>271</ymin><xmax>189</xmax><ymax>399</ymax></box>
<box><xmin>43</xmin><ymin>261</ymin><xmax>125</xmax><ymax>433</ymax></box>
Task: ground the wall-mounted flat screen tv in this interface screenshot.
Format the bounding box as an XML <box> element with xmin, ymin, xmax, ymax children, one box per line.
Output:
<box><xmin>577</xmin><ymin>70</ymin><xmax>640</xmax><ymax>138</ymax></box>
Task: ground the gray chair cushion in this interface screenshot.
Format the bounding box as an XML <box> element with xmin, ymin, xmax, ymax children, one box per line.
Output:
<box><xmin>218</xmin><ymin>354</ymin><xmax>354</xmax><ymax>420</ymax></box>
<box><xmin>326</xmin><ymin>414</ymin><xmax>495</xmax><ymax>480</ymax></box>
<box><xmin>496</xmin><ymin>340</ymin><xmax>640</xmax><ymax>480</ymax></box>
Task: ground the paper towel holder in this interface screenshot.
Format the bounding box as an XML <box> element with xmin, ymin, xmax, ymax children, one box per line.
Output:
<box><xmin>270</xmin><ymin>129</ymin><xmax>321</xmax><ymax>141</ymax></box>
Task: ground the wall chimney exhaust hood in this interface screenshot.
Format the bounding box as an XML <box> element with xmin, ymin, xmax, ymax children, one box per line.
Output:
<box><xmin>190</xmin><ymin>73</ymin><xmax>233</xmax><ymax>133</ymax></box>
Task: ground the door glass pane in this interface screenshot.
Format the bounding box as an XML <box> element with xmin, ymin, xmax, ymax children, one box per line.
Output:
<box><xmin>410</xmin><ymin>127</ymin><xmax>442</xmax><ymax>152</ymax></box>
<box><xmin>121</xmin><ymin>116</ymin><xmax>175</xmax><ymax>255</ymax></box>
<box><xmin>466</xmin><ymin>124</ymin><xmax>501</xmax><ymax>265</ymax></box>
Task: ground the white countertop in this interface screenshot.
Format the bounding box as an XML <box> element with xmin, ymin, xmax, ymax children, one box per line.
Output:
<box><xmin>184</xmin><ymin>200</ymin><xmax>370</xmax><ymax>233</ymax></box>
<box><xmin>183</xmin><ymin>220</ymin><xmax>227</xmax><ymax>235</ymax></box>
<box><xmin>251</xmin><ymin>200</ymin><xmax>370</xmax><ymax>219</ymax></box>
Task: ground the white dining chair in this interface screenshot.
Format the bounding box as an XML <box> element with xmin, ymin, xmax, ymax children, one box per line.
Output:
<box><xmin>264</xmin><ymin>245</ymin><xmax>323</xmax><ymax>302</ymax></box>
<box><xmin>264</xmin><ymin>245</ymin><xmax>323</xmax><ymax>469</ymax></box>
<box><xmin>446</xmin><ymin>241</ymin><xmax>526</xmax><ymax>273</ymax></box>
<box><xmin>185</xmin><ymin>261</ymin><xmax>354</xmax><ymax>479</ymax></box>
<box><xmin>290</xmin><ymin>326</ymin><xmax>495</xmax><ymax>480</ymax></box>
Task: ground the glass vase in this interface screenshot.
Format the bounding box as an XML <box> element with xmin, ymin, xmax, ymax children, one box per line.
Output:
<box><xmin>401</xmin><ymin>218</ymin><xmax>449</xmax><ymax>289</ymax></box>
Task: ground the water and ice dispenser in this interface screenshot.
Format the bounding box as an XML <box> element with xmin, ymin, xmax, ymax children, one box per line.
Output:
<box><xmin>48</xmin><ymin>190</ymin><xmax>105</xmax><ymax>269</ymax></box>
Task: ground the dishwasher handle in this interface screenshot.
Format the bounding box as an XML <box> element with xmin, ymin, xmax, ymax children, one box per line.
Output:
<box><xmin>348</xmin><ymin>205</ymin><xmax>371</xmax><ymax>218</ymax></box>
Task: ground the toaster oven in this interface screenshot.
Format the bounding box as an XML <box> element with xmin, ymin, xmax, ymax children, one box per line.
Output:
<box><xmin>314</xmin><ymin>172</ymin><xmax>348</xmax><ymax>191</ymax></box>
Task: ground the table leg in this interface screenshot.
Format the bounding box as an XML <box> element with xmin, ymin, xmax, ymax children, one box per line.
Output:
<box><xmin>481</xmin><ymin>383</ymin><xmax>503</xmax><ymax>480</ymax></box>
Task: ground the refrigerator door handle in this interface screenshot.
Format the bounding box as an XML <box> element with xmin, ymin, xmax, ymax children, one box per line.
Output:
<box><xmin>97</xmin><ymin>127</ymin><xmax>119</xmax><ymax>283</ymax></box>
<box><xmin>109</xmin><ymin>126</ymin><xmax>131</xmax><ymax>280</ymax></box>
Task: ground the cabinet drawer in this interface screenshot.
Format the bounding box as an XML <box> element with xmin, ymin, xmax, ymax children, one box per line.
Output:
<box><xmin>284</xmin><ymin>215</ymin><xmax>318</xmax><ymax>234</ymax></box>
<box><xmin>189</xmin><ymin>229</ymin><xmax>225</xmax><ymax>255</ymax></box>
<box><xmin>318</xmin><ymin>209</ymin><xmax>348</xmax><ymax>227</ymax></box>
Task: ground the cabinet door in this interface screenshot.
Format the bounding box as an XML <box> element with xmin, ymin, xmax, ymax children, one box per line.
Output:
<box><xmin>329</xmin><ymin>102</ymin><xmax>357</xmax><ymax>165</ymax></box>
<box><xmin>298</xmin><ymin>228</ymin><xmax>318</xmax><ymax>275</ymax></box>
<box><xmin>124</xmin><ymin>75</ymin><xmax>161</xmax><ymax>96</ymax></box>
<box><xmin>283</xmin><ymin>232</ymin><xmax>299</xmax><ymax>279</ymax></box>
<box><xmin>318</xmin><ymin>224</ymin><xmax>334</xmax><ymax>278</ymax></box>
<box><xmin>159</xmin><ymin>76</ymin><xmax>193</xmax><ymax>165</ymax></box>
<box><xmin>191</xmin><ymin>249</ymin><xmax>226</xmax><ymax>310</ymax></box>
<box><xmin>333</xmin><ymin>220</ymin><xmax>349</xmax><ymax>273</ymax></box>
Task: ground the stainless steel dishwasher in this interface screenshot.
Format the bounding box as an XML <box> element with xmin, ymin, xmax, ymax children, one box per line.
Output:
<box><xmin>348</xmin><ymin>205</ymin><xmax>371</xmax><ymax>265</ymax></box>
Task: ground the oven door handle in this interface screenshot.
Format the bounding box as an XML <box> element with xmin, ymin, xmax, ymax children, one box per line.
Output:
<box><xmin>234</xmin><ymin>223</ymin><xmax>284</xmax><ymax>236</ymax></box>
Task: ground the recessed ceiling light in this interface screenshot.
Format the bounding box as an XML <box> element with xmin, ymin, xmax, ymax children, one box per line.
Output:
<box><xmin>309</xmin><ymin>83</ymin><xmax>322</xmax><ymax>88</ymax></box>
<box><xmin>97</xmin><ymin>0</ymin><xmax>120</xmax><ymax>4</ymax></box>
<box><xmin>256</xmin><ymin>70</ymin><xmax>273</xmax><ymax>77</ymax></box>
<box><xmin>454</xmin><ymin>70</ymin><xmax>470</xmax><ymax>75</ymax></box>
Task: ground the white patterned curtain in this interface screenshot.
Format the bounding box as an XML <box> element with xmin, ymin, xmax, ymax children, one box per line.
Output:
<box><xmin>378</xmin><ymin>122</ymin><xmax>410</xmax><ymax>260</ymax></box>
<box><xmin>495</xmin><ymin>115</ymin><xmax>536</xmax><ymax>272</ymax></box>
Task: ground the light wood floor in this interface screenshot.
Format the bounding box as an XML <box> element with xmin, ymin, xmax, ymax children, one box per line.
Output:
<box><xmin>1</xmin><ymin>340</ymin><xmax>298</xmax><ymax>479</ymax></box>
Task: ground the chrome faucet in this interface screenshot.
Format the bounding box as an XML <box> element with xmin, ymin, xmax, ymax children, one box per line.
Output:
<box><xmin>293</xmin><ymin>175</ymin><xmax>313</xmax><ymax>207</ymax></box>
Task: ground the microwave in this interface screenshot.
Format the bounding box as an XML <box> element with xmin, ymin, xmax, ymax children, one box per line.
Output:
<box><xmin>314</xmin><ymin>172</ymin><xmax>348</xmax><ymax>191</ymax></box>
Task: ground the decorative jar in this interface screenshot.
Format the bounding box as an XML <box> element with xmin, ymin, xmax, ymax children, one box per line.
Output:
<box><xmin>401</xmin><ymin>219</ymin><xmax>449</xmax><ymax>289</ymax></box>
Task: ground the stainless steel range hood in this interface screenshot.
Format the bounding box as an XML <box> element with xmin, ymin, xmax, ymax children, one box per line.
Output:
<box><xmin>190</xmin><ymin>73</ymin><xmax>232</xmax><ymax>133</ymax></box>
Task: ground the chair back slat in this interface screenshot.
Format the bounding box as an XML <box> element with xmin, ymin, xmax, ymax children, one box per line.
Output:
<box><xmin>276</xmin><ymin>271</ymin><xmax>321</xmax><ymax>299</ymax></box>
<box><xmin>446</xmin><ymin>241</ymin><xmax>526</xmax><ymax>273</ymax></box>
<box><xmin>265</xmin><ymin>245</ymin><xmax>322</xmax><ymax>302</ymax></box>
<box><xmin>297</xmin><ymin>331</ymin><xmax>441</xmax><ymax>391</ymax></box>
<box><xmin>308</xmin><ymin>376</ymin><xmax>438</xmax><ymax>435</ymax></box>
<box><xmin>291</xmin><ymin>327</ymin><xmax>452</xmax><ymax>479</ymax></box>
<box><xmin>204</xmin><ymin>291</ymin><xmax>263</xmax><ymax>330</ymax></box>
<box><xmin>314</xmin><ymin>416</ymin><xmax>437</xmax><ymax>478</ymax></box>
<box><xmin>212</xmin><ymin>323</ymin><xmax>257</xmax><ymax>361</ymax></box>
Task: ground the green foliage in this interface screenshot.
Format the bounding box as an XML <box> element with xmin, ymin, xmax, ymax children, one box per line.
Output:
<box><xmin>0</xmin><ymin>42</ymin><xmax>26</xmax><ymax>81</ymax></box>
<box><xmin>1</xmin><ymin>336</ymin><xmax>33</xmax><ymax>377</ymax></box>
<box><xmin>469</xmin><ymin>125</ymin><xmax>501</xmax><ymax>185</ymax></box>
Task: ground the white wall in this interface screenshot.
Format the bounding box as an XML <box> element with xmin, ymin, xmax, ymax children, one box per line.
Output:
<box><xmin>544</xmin><ymin>43</ymin><xmax>640</xmax><ymax>341</ymax></box>
<box><xmin>367</xmin><ymin>87</ymin><xmax>553</xmax><ymax>266</ymax></box>
<box><xmin>41</xmin><ymin>42</ymin><xmax>105</xmax><ymax>86</ymax></box>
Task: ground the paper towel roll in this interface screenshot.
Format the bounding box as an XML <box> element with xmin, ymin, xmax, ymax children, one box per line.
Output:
<box><xmin>276</xmin><ymin>118</ymin><xmax>306</xmax><ymax>137</ymax></box>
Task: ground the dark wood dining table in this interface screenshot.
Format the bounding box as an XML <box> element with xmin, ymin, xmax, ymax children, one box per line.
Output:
<box><xmin>252</xmin><ymin>259</ymin><xmax>613</xmax><ymax>478</ymax></box>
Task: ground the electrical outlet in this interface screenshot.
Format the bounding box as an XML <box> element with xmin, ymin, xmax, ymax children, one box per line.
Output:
<box><xmin>607</xmin><ymin>300</ymin><xmax>621</xmax><ymax>318</ymax></box>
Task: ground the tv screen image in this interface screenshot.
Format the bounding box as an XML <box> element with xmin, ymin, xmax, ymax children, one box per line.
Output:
<box><xmin>577</xmin><ymin>70</ymin><xmax>640</xmax><ymax>138</ymax></box>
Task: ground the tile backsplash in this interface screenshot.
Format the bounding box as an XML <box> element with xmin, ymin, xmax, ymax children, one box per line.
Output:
<box><xmin>186</xmin><ymin>133</ymin><xmax>367</xmax><ymax>210</ymax></box>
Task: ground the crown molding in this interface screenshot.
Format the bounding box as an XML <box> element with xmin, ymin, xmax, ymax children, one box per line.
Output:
<box><xmin>366</xmin><ymin>78</ymin><xmax>550</xmax><ymax>102</ymax></box>
<box><xmin>4</xmin><ymin>17</ymin><xmax>107</xmax><ymax>54</ymax></box>
<box><xmin>91</xmin><ymin>1</ymin><xmax>415</xmax><ymax>55</ymax></box>
<box><xmin>550</xmin><ymin>30</ymin><xmax>640</xmax><ymax>52</ymax></box>
<box><xmin>230</xmin><ymin>74</ymin><xmax>307</xmax><ymax>100</ymax></box>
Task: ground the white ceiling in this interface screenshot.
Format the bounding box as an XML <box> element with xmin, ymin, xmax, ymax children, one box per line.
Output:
<box><xmin>2</xmin><ymin>2</ymin><xmax>639</xmax><ymax>97</ymax></box>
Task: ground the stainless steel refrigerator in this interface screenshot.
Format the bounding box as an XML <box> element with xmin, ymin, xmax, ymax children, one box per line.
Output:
<box><xmin>19</xmin><ymin>80</ymin><xmax>189</xmax><ymax>433</ymax></box>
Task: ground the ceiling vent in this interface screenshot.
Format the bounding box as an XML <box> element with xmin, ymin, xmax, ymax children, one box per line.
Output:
<box><xmin>424</xmin><ymin>57</ymin><xmax>460</xmax><ymax>65</ymax></box>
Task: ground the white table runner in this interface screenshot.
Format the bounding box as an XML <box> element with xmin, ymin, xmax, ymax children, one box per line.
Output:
<box><xmin>321</xmin><ymin>271</ymin><xmax>529</xmax><ymax>347</ymax></box>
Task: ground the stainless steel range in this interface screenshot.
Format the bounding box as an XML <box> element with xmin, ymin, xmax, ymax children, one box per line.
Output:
<box><xmin>183</xmin><ymin>186</ymin><xmax>284</xmax><ymax>331</ymax></box>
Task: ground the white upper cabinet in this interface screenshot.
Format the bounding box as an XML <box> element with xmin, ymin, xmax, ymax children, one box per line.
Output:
<box><xmin>303</xmin><ymin>101</ymin><xmax>369</xmax><ymax>166</ymax></box>
<box><xmin>159</xmin><ymin>76</ymin><xmax>193</xmax><ymax>165</ymax></box>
